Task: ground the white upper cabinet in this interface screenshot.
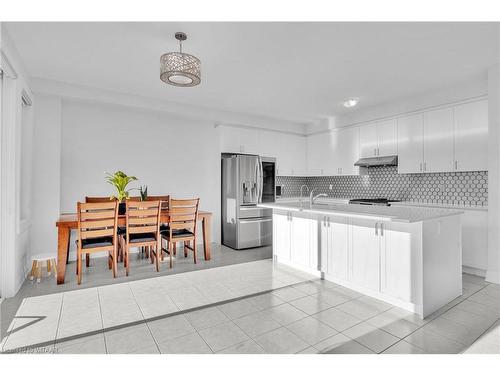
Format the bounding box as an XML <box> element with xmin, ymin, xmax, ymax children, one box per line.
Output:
<box><xmin>397</xmin><ymin>113</ymin><xmax>424</xmax><ymax>174</ymax></box>
<box><xmin>307</xmin><ymin>132</ymin><xmax>336</xmax><ymax>176</ymax></box>
<box><xmin>359</xmin><ymin>119</ymin><xmax>397</xmax><ymax>158</ymax></box>
<box><xmin>219</xmin><ymin>125</ymin><xmax>259</xmax><ymax>154</ymax></box>
<box><xmin>397</xmin><ymin>99</ymin><xmax>488</xmax><ymax>174</ymax></box>
<box><xmin>454</xmin><ymin>99</ymin><xmax>488</xmax><ymax>172</ymax></box>
<box><xmin>377</xmin><ymin>119</ymin><xmax>398</xmax><ymax>156</ymax></box>
<box><xmin>423</xmin><ymin>107</ymin><xmax>454</xmax><ymax>173</ymax></box>
<box><xmin>274</xmin><ymin>133</ymin><xmax>307</xmax><ymax>176</ymax></box>
<box><xmin>307</xmin><ymin>128</ymin><xmax>358</xmax><ymax>176</ymax></box>
<box><xmin>359</xmin><ymin>122</ymin><xmax>378</xmax><ymax>158</ymax></box>
<box><xmin>219</xmin><ymin>125</ymin><xmax>307</xmax><ymax>176</ymax></box>
<box><xmin>337</xmin><ymin>126</ymin><xmax>360</xmax><ymax>175</ymax></box>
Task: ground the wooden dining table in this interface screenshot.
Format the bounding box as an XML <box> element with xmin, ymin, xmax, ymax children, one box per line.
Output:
<box><xmin>55</xmin><ymin>210</ymin><xmax>213</xmax><ymax>284</ymax></box>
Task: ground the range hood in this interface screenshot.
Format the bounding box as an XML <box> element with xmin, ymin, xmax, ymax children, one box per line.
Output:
<box><xmin>354</xmin><ymin>155</ymin><xmax>398</xmax><ymax>167</ymax></box>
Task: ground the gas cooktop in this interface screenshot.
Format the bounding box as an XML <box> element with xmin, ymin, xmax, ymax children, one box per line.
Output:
<box><xmin>348</xmin><ymin>198</ymin><xmax>400</xmax><ymax>206</ymax></box>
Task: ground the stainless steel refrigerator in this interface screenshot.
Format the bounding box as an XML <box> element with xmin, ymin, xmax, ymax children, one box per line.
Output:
<box><xmin>221</xmin><ymin>154</ymin><xmax>275</xmax><ymax>249</ymax></box>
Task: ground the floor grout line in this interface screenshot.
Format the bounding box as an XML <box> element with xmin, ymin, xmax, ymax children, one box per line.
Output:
<box><xmin>129</xmin><ymin>283</ymin><xmax>161</xmax><ymax>354</ymax></box>
<box><xmin>96</xmin><ymin>288</ymin><xmax>108</xmax><ymax>354</ymax></box>
<box><xmin>3</xmin><ymin>271</ymin><xmax>497</xmax><ymax>354</ymax></box>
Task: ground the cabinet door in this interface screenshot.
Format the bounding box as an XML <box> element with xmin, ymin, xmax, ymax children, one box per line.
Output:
<box><xmin>359</xmin><ymin>123</ymin><xmax>378</xmax><ymax>158</ymax></box>
<box><xmin>327</xmin><ymin>216</ymin><xmax>350</xmax><ymax>281</ymax></box>
<box><xmin>337</xmin><ymin>126</ymin><xmax>359</xmax><ymax>175</ymax></box>
<box><xmin>380</xmin><ymin>222</ymin><xmax>413</xmax><ymax>302</ymax></box>
<box><xmin>258</xmin><ymin>130</ymin><xmax>277</xmax><ymax>158</ymax></box>
<box><xmin>423</xmin><ymin>108</ymin><xmax>454</xmax><ymax>172</ymax></box>
<box><xmin>377</xmin><ymin>119</ymin><xmax>398</xmax><ymax>156</ymax></box>
<box><xmin>307</xmin><ymin>132</ymin><xmax>337</xmax><ymax>176</ymax></box>
<box><xmin>283</xmin><ymin>133</ymin><xmax>307</xmax><ymax>176</ymax></box>
<box><xmin>350</xmin><ymin>219</ymin><xmax>380</xmax><ymax>291</ymax></box>
<box><xmin>319</xmin><ymin>216</ymin><xmax>329</xmax><ymax>273</ymax></box>
<box><xmin>273</xmin><ymin>211</ymin><xmax>291</xmax><ymax>262</ymax></box>
<box><xmin>290</xmin><ymin>212</ymin><xmax>311</xmax><ymax>267</ymax></box>
<box><xmin>220</xmin><ymin>126</ymin><xmax>259</xmax><ymax>154</ymax></box>
<box><xmin>454</xmin><ymin>100</ymin><xmax>488</xmax><ymax>172</ymax></box>
<box><xmin>397</xmin><ymin>114</ymin><xmax>424</xmax><ymax>174</ymax></box>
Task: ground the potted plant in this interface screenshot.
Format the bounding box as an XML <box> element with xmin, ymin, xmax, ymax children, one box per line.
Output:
<box><xmin>105</xmin><ymin>171</ymin><xmax>138</xmax><ymax>214</ymax></box>
<box><xmin>139</xmin><ymin>185</ymin><xmax>148</xmax><ymax>201</ymax></box>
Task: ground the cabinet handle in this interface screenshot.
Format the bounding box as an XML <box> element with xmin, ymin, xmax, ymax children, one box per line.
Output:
<box><xmin>375</xmin><ymin>222</ymin><xmax>378</xmax><ymax>236</ymax></box>
<box><xmin>423</xmin><ymin>162</ymin><xmax>426</xmax><ymax>172</ymax></box>
<box><xmin>380</xmin><ymin>223</ymin><xmax>384</xmax><ymax>236</ymax></box>
<box><xmin>455</xmin><ymin>160</ymin><xmax>458</xmax><ymax>170</ymax></box>
<box><xmin>327</xmin><ymin>217</ymin><xmax>330</xmax><ymax>227</ymax></box>
<box><xmin>419</xmin><ymin>163</ymin><xmax>422</xmax><ymax>172</ymax></box>
<box><xmin>374</xmin><ymin>148</ymin><xmax>377</xmax><ymax>156</ymax></box>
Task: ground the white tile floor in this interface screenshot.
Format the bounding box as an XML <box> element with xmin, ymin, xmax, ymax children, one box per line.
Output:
<box><xmin>1</xmin><ymin>259</ymin><xmax>499</xmax><ymax>354</ymax></box>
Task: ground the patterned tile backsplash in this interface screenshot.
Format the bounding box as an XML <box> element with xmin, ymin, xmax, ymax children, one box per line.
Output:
<box><xmin>276</xmin><ymin>166</ymin><xmax>488</xmax><ymax>206</ymax></box>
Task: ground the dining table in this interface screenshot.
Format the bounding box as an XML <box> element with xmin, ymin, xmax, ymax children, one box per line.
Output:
<box><xmin>55</xmin><ymin>210</ymin><xmax>213</xmax><ymax>284</ymax></box>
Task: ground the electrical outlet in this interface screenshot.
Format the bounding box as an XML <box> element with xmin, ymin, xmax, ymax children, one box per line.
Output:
<box><xmin>329</xmin><ymin>184</ymin><xmax>333</xmax><ymax>190</ymax></box>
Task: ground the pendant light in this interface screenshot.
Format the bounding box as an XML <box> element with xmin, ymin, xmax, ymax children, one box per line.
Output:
<box><xmin>160</xmin><ymin>32</ymin><xmax>201</xmax><ymax>87</ymax></box>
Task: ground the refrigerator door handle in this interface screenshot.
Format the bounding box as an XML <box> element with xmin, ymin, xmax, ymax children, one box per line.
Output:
<box><xmin>253</xmin><ymin>157</ymin><xmax>259</xmax><ymax>204</ymax></box>
<box><xmin>257</xmin><ymin>156</ymin><xmax>263</xmax><ymax>203</ymax></box>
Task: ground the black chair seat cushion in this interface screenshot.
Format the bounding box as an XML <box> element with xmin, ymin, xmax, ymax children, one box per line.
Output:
<box><xmin>117</xmin><ymin>226</ymin><xmax>126</xmax><ymax>235</ymax></box>
<box><xmin>129</xmin><ymin>232</ymin><xmax>157</xmax><ymax>243</ymax></box>
<box><xmin>77</xmin><ymin>236</ymin><xmax>114</xmax><ymax>249</ymax></box>
<box><xmin>159</xmin><ymin>224</ymin><xmax>170</xmax><ymax>233</ymax></box>
<box><xmin>162</xmin><ymin>229</ymin><xmax>195</xmax><ymax>239</ymax></box>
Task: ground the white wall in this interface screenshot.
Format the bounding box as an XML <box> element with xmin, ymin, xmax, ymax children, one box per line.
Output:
<box><xmin>1</xmin><ymin>25</ymin><xmax>35</xmax><ymax>297</ymax></box>
<box><xmin>58</xmin><ymin>99</ymin><xmax>221</xmax><ymax>259</ymax></box>
<box><xmin>30</xmin><ymin>94</ymin><xmax>62</xmax><ymax>257</ymax></box>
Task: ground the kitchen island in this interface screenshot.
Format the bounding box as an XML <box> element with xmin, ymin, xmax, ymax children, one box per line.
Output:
<box><xmin>258</xmin><ymin>201</ymin><xmax>464</xmax><ymax>318</ymax></box>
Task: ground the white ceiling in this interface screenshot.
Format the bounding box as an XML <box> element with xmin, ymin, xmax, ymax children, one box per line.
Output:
<box><xmin>5</xmin><ymin>22</ymin><xmax>498</xmax><ymax>125</ymax></box>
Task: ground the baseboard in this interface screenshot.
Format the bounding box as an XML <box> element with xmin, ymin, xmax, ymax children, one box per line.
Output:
<box><xmin>323</xmin><ymin>274</ymin><xmax>424</xmax><ymax>317</ymax></box>
<box><xmin>485</xmin><ymin>270</ymin><xmax>500</xmax><ymax>284</ymax></box>
<box><xmin>462</xmin><ymin>265</ymin><xmax>487</xmax><ymax>278</ymax></box>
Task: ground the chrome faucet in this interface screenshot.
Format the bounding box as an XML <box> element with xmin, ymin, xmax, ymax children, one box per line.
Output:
<box><xmin>300</xmin><ymin>185</ymin><xmax>309</xmax><ymax>204</ymax></box>
<box><xmin>309</xmin><ymin>188</ymin><xmax>328</xmax><ymax>206</ymax></box>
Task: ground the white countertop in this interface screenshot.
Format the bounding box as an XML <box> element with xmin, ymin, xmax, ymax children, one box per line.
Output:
<box><xmin>391</xmin><ymin>201</ymin><xmax>488</xmax><ymax>212</ymax></box>
<box><xmin>259</xmin><ymin>201</ymin><xmax>464</xmax><ymax>223</ymax></box>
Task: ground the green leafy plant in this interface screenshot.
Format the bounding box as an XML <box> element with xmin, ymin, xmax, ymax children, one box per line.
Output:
<box><xmin>139</xmin><ymin>185</ymin><xmax>148</xmax><ymax>201</ymax></box>
<box><xmin>105</xmin><ymin>171</ymin><xmax>138</xmax><ymax>202</ymax></box>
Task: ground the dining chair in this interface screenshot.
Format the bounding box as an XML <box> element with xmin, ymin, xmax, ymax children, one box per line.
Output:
<box><xmin>123</xmin><ymin>200</ymin><xmax>162</xmax><ymax>274</ymax></box>
<box><xmin>142</xmin><ymin>195</ymin><xmax>169</xmax><ymax>259</ymax></box>
<box><xmin>85</xmin><ymin>196</ymin><xmax>140</xmax><ymax>263</ymax></box>
<box><xmin>161</xmin><ymin>198</ymin><xmax>200</xmax><ymax>268</ymax></box>
<box><xmin>76</xmin><ymin>201</ymin><xmax>119</xmax><ymax>285</ymax></box>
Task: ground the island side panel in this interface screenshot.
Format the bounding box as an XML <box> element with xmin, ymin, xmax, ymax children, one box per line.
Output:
<box><xmin>422</xmin><ymin>215</ymin><xmax>463</xmax><ymax>317</ymax></box>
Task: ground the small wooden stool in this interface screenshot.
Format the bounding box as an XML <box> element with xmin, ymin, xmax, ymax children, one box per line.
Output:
<box><xmin>30</xmin><ymin>254</ymin><xmax>57</xmax><ymax>283</ymax></box>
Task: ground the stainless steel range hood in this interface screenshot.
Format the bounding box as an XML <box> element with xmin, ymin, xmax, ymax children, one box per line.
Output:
<box><xmin>354</xmin><ymin>155</ymin><xmax>398</xmax><ymax>167</ymax></box>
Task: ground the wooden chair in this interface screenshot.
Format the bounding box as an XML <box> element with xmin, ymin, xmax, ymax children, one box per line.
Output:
<box><xmin>142</xmin><ymin>195</ymin><xmax>169</xmax><ymax>258</ymax></box>
<box><xmin>161</xmin><ymin>198</ymin><xmax>200</xmax><ymax>268</ymax></box>
<box><xmin>85</xmin><ymin>196</ymin><xmax>142</xmax><ymax>263</ymax></box>
<box><xmin>123</xmin><ymin>200</ymin><xmax>162</xmax><ymax>275</ymax></box>
<box><xmin>76</xmin><ymin>201</ymin><xmax>119</xmax><ymax>285</ymax></box>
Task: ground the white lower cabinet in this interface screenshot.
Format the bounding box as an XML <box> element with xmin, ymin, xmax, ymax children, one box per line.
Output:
<box><xmin>320</xmin><ymin>215</ymin><xmax>349</xmax><ymax>281</ymax></box>
<box><xmin>350</xmin><ymin>218</ymin><xmax>381</xmax><ymax>292</ymax></box>
<box><xmin>379</xmin><ymin>221</ymin><xmax>414</xmax><ymax>302</ymax></box>
<box><xmin>272</xmin><ymin>209</ymin><xmax>461</xmax><ymax>318</ymax></box>
<box><xmin>273</xmin><ymin>210</ymin><xmax>291</xmax><ymax>262</ymax></box>
<box><xmin>273</xmin><ymin>210</ymin><xmax>318</xmax><ymax>271</ymax></box>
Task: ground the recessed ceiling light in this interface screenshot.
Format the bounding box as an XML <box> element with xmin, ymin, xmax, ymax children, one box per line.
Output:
<box><xmin>343</xmin><ymin>98</ymin><xmax>359</xmax><ymax>108</ymax></box>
